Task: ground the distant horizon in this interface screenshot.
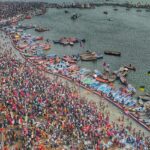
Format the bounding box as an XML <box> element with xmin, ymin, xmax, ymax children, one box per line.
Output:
<box><xmin>0</xmin><ymin>0</ymin><xmax>150</xmax><ymax>4</ymax></box>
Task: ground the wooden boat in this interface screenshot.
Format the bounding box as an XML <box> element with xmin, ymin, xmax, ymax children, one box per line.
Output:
<box><xmin>108</xmin><ymin>74</ymin><xmax>117</xmax><ymax>82</ymax></box>
<box><xmin>146</xmin><ymin>9</ymin><xmax>150</xmax><ymax>12</ymax></box>
<box><xmin>103</xmin><ymin>11</ymin><xmax>108</xmax><ymax>15</ymax></box>
<box><xmin>145</xmin><ymin>93</ymin><xmax>150</xmax><ymax>97</ymax></box>
<box><xmin>80</xmin><ymin>51</ymin><xmax>103</xmax><ymax>61</ymax></box>
<box><xmin>120</xmin><ymin>76</ymin><xmax>128</xmax><ymax>85</ymax></box>
<box><xmin>25</xmin><ymin>16</ymin><xmax>31</xmax><ymax>19</ymax></box>
<box><xmin>35</xmin><ymin>36</ymin><xmax>43</xmax><ymax>41</ymax></box>
<box><xmin>71</xmin><ymin>14</ymin><xmax>80</xmax><ymax>20</ymax></box>
<box><xmin>22</xmin><ymin>53</ymin><xmax>33</xmax><ymax>57</ymax></box>
<box><xmin>139</xmin><ymin>86</ymin><xmax>145</xmax><ymax>92</ymax></box>
<box><xmin>62</xmin><ymin>56</ymin><xmax>76</xmax><ymax>64</ymax></box>
<box><xmin>18</xmin><ymin>43</ymin><xmax>28</xmax><ymax>50</ymax></box>
<box><xmin>35</xmin><ymin>27</ymin><xmax>49</xmax><ymax>32</ymax></box>
<box><xmin>104</xmin><ymin>51</ymin><xmax>121</xmax><ymax>56</ymax></box>
<box><xmin>96</xmin><ymin>76</ymin><xmax>109</xmax><ymax>83</ymax></box>
<box><xmin>43</xmin><ymin>44</ymin><xmax>51</xmax><ymax>50</ymax></box>
<box><xmin>64</xmin><ymin>10</ymin><xmax>69</xmax><ymax>13</ymax></box>
<box><xmin>136</xmin><ymin>9</ymin><xmax>142</xmax><ymax>12</ymax></box>
<box><xmin>53</xmin><ymin>37</ymin><xmax>80</xmax><ymax>46</ymax></box>
<box><xmin>139</xmin><ymin>95</ymin><xmax>150</xmax><ymax>102</ymax></box>
<box><xmin>114</xmin><ymin>8</ymin><xmax>118</xmax><ymax>11</ymax></box>
<box><xmin>124</xmin><ymin>64</ymin><xmax>136</xmax><ymax>71</ymax></box>
<box><xmin>81</xmin><ymin>55</ymin><xmax>103</xmax><ymax>61</ymax></box>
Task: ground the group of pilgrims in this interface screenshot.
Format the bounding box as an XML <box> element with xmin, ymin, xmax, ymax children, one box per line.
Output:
<box><xmin>0</xmin><ymin>50</ymin><xmax>150</xmax><ymax>149</ymax></box>
<box><xmin>0</xmin><ymin>1</ymin><xmax>150</xmax><ymax>150</ymax></box>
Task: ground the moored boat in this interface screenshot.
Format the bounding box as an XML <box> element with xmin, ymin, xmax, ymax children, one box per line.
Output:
<box><xmin>34</xmin><ymin>36</ymin><xmax>43</xmax><ymax>41</ymax></box>
<box><xmin>62</xmin><ymin>56</ymin><xmax>76</xmax><ymax>64</ymax></box>
<box><xmin>71</xmin><ymin>14</ymin><xmax>80</xmax><ymax>20</ymax></box>
<box><xmin>104</xmin><ymin>51</ymin><xmax>121</xmax><ymax>56</ymax></box>
<box><xmin>124</xmin><ymin>64</ymin><xmax>136</xmax><ymax>71</ymax></box>
<box><xmin>53</xmin><ymin>37</ymin><xmax>83</xmax><ymax>46</ymax></box>
<box><xmin>25</xmin><ymin>15</ymin><xmax>32</xmax><ymax>19</ymax></box>
<box><xmin>80</xmin><ymin>51</ymin><xmax>103</xmax><ymax>61</ymax></box>
<box><xmin>139</xmin><ymin>95</ymin><xmax>150</xmax><ymax>102</ymax></box>
<box><xmin>43</xmin><ymin>45</ymin><xmax>51</xmax><ymax>50</ymax></box>
<box><xmin>120</xmin><ymin>76</ymin><xmax>128</xmax><ymax>85</ymax></box>
<box><xmin>103</xmin><ymin>11</ymin><xmax>108</xmax><ymax>15</ymax></box>
<box><xmin>35</xmin><ymin>27</ymin><xmax>49</xmax><ymax>32</ymax></box>
<box><xmin>95</xmin><ymin>76</ymin><xmax>109</xmax><ymax>83</ymax></box>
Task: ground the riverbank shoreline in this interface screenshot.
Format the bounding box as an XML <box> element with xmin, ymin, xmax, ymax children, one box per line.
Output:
<box><xmin>0</xmin><ymin>28</ymin><xmax>149</xmax><ymax>136</ymax></box>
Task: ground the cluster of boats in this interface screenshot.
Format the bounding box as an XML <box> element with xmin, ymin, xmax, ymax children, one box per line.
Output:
<box><xmin>2</xmin><ymin>20</ymin><xmax>150</xmax><ymax>131</ymax></box>
<box><xmin>53</xmin><ymin>37</ymin><xmax>86</xmax><ymax>46</ymax></box>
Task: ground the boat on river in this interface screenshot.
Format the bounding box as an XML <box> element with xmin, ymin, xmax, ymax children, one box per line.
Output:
<box><xmin>104</xmin><ymin>51</ymin><xmax>121</xmax><ymax>56</ymax></box>
<box><xmin>53</xmin><ymin>37</ymin><xmax>85</xmax><ymax>46</ymax></box>
<box><xmin>120</xmin><ymin>76</ymin><xmax>128</xmax><ymax>85</ymax></box>
<box><xmin>25</xmin><ymin>15</ymin><xmax>32</xmax><ymax>19</ymax></box>
<box><xmin>80</xmin><ymin>51</ymin><xmax>103</xmax><ymax>61</ymax></box>
<box><xmin>139</xmin><ymin>95</ymin><xmax>150</xmax><ymax>102</ymax></box>
<box><xmin>71</xmin><ymin>14</ymin><xmax>81</xmax><ymax>20</ymax></box>
<box><xmin>62</xmin><ymin>56</ymin><xmax>76</xmax><ymax>64</ymax></box>
<box><xmin>103</xmin><ymin>11</ymin><xmax>108</xmax><ymax>15</ymax></box>
<box><xmin>124</xmin><ymin>64</ymin><xmax>136</xmax><ymax>71</ymax></box>
<box><xmin>35</xmin><ymin>27</ymin><xmax>49</xmax><ymax>32</ymax></box>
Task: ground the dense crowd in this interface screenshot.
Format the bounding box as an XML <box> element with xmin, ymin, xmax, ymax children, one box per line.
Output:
<box><xmin>0</xmin><ymin>52</ymin><xmax>149</xmax><ymax>150</ymax></box>
<box><xmin>0</xmin><ymin>2</ymin><xmax>46</xmax><ymax>20</ymax></box>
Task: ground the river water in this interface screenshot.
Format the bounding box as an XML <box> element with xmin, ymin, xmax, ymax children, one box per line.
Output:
<box><xmin>1</xmin><ymin>0</ymin><xmax>150</xmax><ymax>4</ymax></box>
<box><xmin>1</xmin><ymin>0</ymin><xmax>150</xmax><ymax>93</ymax></box>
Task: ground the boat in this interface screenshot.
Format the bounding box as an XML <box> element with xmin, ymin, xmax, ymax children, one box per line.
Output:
<box><xmin>120</xmin><ymin>76</ymin><xmax>128</xmax><ymax>85</ymax></box>
<box><xmin>124</xmin><ymin>64</ymin><xmax>136</xmax><ymax>71</ymax></box>
<box><xmin>139</xmin><ymin>95</ymin><xmax>150</xmax><ymax>102</ymax></box>
<box><xmin>46</xmin><ymin>54</ymin><xmax>57</xmax><ymax>58</ymax></box>
<box><xmin>103</xmin><ymin>11</ymin><xmax>108</xmax><ymax>15</ymax></box>
<box><xmin>53</xmin><ymin>37</ymin><xmax>81</xmax><ymax>46</ymax></box>
<box><xmin>62</xmin><ymin>56</ymin><xmax>76</xmax><ymax>64</ymax></box>
<box><xmin>108</xmin><ymin>74</ymin><xmax>117</xmax><ymax>82</ymax></box>
<box><xmin>80</xmin><ymin>51</ymin><xmax>103</xmax><ymax>61</ymax></box>
<box><xmin>145</xmin><ymin>93</ymin><xmax>150</xmax><ymax>97</ymax></box>
<box><xmin>25</xmin><ymin>16</ymin><xmax>32</xmax><ymax>19</ymax></box>
<box><xmin>104</xmin><ymin>51</ymin><xmax>121</xmax><ymax>56</ymax></box>
<box><xmin>146</xmin><ymin>9</ymin><xmax>150</xmax><ymax>12</ymax></box>
<box><xmin>136</xmin><ymin>9</ymin><xmax>142</xmax><ymax>12</ymax></box>
<box><xmin>71</xmin><ymin>14</ymin><xmax>80</xmax><ymax>20</ymax></box>
<box><xmin>34</xmin><ymin>36</ymin><xmax>43</xmax><ymax>41</ymax></box>
<box><xmin>139</xmin><ymin>86</ymin><xmax>145</xmax><ymax>92</ymax></box>
<box><xmin>35</xmin><ymin>27</ymin><xmax>49</xmax><ymax>32</ymax></box>
<box><xmin>64</xmin><ymin>10</ymin><xmax>69</xmax><ymax>13</ymax></box>
<box><xmin>22</xmin><ymin>53</ymin><xmax>33</xmax><ymax>57</ymax></box>
<box><xmin>43</xmin><ymin>44</ymin><xmax>51</xmax><ymax>50</ymax></box>
<box><xmin>114</xmin><ymin>8</ymin><xmax>118</xmax><ymax>11</ymax></box>
<box><xmin>95</xmin><ymin>76</ymin><xmax>109</xmax><ymax>83</ymax></box>
<box><xmin>18</xmin><ymin>43</ymin><xmax>28</xmax><ymax>50</ymax></box>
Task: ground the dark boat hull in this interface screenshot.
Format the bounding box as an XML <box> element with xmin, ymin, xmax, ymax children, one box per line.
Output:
<box><xmin>104</xmin><ymin>51</ymin><xmax>121</xmax><ymax>56</ymax></box>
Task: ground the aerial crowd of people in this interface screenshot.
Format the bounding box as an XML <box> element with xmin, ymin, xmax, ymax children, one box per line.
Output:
<box><xmin>0</xmin><ymin>1</ymin><xmax>150</xmax><ymax>150</ymax></box>
<box><xmin>0</xmin><ymin>48</ymin><xmax>150</xmax><ymax>149</ymax></box>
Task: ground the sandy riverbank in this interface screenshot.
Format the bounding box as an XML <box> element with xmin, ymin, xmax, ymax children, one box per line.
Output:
<box><xmin>0</xmin><ymin>30</ymin><xmax>149</xmax><ymax>137</ymax></box>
